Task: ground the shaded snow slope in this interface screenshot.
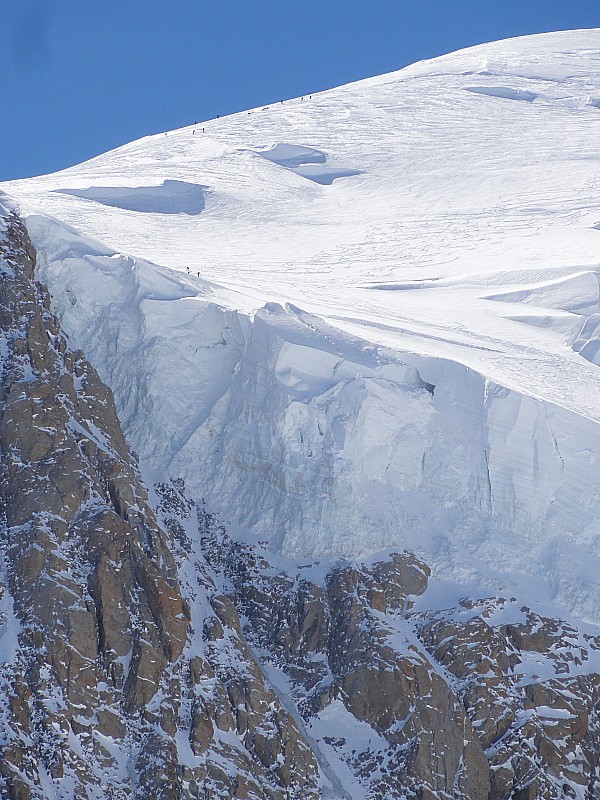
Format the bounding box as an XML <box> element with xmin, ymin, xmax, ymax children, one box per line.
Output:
<box><xmin>4</xmin><ymin>30</ymin><xmax>600</xmax><ymax>623</ymax></box>
<box><xmin>55</xmin><ymin>179</ymin><xmax>208</xmax><ymax>215</ymax></box>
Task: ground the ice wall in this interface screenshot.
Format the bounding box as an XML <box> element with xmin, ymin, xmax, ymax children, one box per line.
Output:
<box><xmin>29</xmin><ymin>215</ymin><xmax>600</xmax><ymax>621</ymax></box>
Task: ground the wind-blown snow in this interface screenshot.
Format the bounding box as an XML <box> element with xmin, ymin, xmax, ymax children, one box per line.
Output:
<box><xmin>55</xmin><ymin>179</ymin><xmax>207</xmax><ymax>215</ymax></box>
<box><xmin>4</xmin><ymin>30</ymin><xmax>600</xmax><ymax>623</ymax></box>
<box><xmin>257</xmin><ymin>143</ymin><xmax>362</xmax><ymax>184</ymax></box>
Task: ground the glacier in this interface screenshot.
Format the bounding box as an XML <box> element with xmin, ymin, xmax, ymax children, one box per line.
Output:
<box><xmin>4</xmin><ymin>29</ymin><xmax>600</xmax><ymax>625</ymax></box>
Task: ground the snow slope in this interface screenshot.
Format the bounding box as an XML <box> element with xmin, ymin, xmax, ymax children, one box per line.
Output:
<box><xmin>4</xmin><ymin>29</ymin><xmax>600</xmax><ymax>623</ymax></box>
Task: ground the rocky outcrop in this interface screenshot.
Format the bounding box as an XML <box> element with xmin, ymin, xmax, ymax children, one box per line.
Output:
<box><xmin>417</xmin><ymin>600</ymin><xmax>600</xmax><ymax>799</ymax></box>
<box><xmin>0</xmin><ymin>211</ymin><xmax>190</xmax><ymax>797</ymax></box>
<box><xmin>208</xmin><ymin>533</ymin><xmax>490</xmax><ymax>799</ymax></box>
<box><xmin>186</xmin><ymin>496</ymin><xmax>600</xmax><ymax>800</ymax></box>
<box><xmin>155</xmin><ymin>484</ymin><xmax>320</xmax><ymax>800</ymax></box>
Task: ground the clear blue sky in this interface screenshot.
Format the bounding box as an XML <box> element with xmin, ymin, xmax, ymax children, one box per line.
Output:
<box><xmin>2</xmin><ymin>1</ymin><xmax>600</xmax><ymax>180</ymax></box>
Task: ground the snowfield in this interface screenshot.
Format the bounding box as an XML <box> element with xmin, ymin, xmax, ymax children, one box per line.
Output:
<box><xmin>4</xmin><ymin>29</ymin><xmax>600</xmax><ymax>624</ymax></box>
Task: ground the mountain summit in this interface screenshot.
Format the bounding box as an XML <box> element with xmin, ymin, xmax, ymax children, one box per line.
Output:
<box><xmin>2</xmin><ymin>30</ymin><xmax>600</xmax><ymax>799</ymax></box>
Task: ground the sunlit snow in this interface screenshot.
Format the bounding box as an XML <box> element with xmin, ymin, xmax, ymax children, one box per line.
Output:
<box><xmin>4</xmin><ymin>29</ymin><xmax>600</xmax><ymax>623</ymax></box>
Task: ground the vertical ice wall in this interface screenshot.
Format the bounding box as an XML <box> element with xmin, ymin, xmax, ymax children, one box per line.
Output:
<box><xmin>28</xmin><ymin>214</ymin><xmax>600</xmax><ymax>620</ymax></box>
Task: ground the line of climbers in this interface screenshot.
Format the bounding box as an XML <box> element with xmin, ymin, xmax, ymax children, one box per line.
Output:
<box><xmin>189</xmin><ymin>95</ymin><xmax>314</xmax><ymax>134</ymax></box>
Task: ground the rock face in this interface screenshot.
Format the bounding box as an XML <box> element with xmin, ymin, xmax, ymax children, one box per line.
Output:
<box><xmin>0</xmin><ymin>212</ymin><xmax>319</xmax><ymax>799</ymax></box>
<box><xmin>188</xmin><ymin>500</ymin><xmax>600</xmax><ymax>800</ymax></box>
<box><xmin>1</xmin><ymin>207</ymin><xmax>599</xmax><ymax>799</ymax></box>
<box><xmin>200</xmin><ymin>525</ymin><xmax>490</xmax><ymax>800</ymax></box>
<box><xmin>417</xmin><ymin>602</ymin><xmax>600</xmax><ymax>800</ymax></box>
<box><xmin>0</xmin><ymin>211</ymin><xmax>188</xmax><ymax>797</ymax></box>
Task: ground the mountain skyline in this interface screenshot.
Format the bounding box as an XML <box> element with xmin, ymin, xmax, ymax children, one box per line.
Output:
<box><xmin>3</xmin><ymin>2</ymin><xmax>600</xmax><ymax>180</ymax></box>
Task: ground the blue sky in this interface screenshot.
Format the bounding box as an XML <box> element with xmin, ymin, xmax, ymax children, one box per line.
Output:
<box><xmin>2</xmin><ymin>1</ymin><xmax>600</xmax><ymax>180</ymax></box>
